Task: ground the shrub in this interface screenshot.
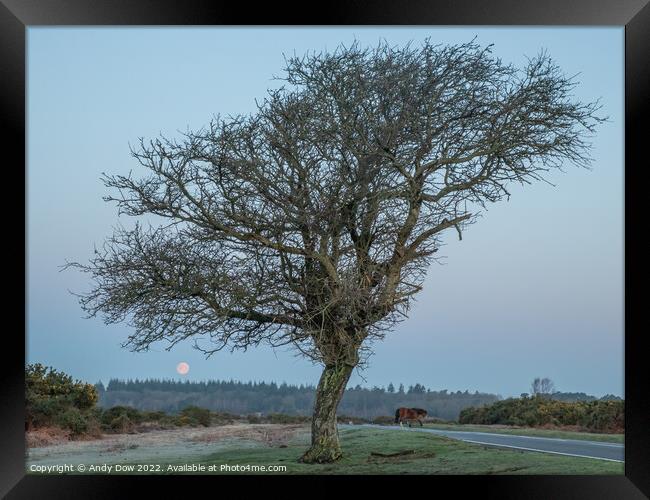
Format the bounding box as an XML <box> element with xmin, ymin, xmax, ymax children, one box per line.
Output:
<box><xmin>175</xmin><ymin>415</ymin><xmax>194</xmax><ymax>426</ymax></box>
<box><xmin>180</xmin><ymin>406</ymin><xmax>211</xmax><ymax>427</ymax></box>
<box><xmin>25</xmin><ymin>363</ymin><xmax>100</xmax><ymax>436</ymax></box>
<box><xmin>158</xmin><ymin>414</ymin><xmax>181</xmax><ymax>428</ymax></box>
<box><xmin>100</xmin><ymin>406</ymin><xmax>144</xmax><ymax>428</ymax></box>
<box><xmin>29</xmin><ymin>397</ymin><xmax>69</xmax><ymax>428</ymax></box>
<box><xmin>211</xmin><ymin>411</ymin><xmax>238</xmax><ymax>425</ymax></box>
<box><xmin>141</xmin><ymin>410</ymin><xmax>166</xmax><ymax>422</ymax></box>
<box><xmin>459</xmin><ymin>396</ymin><xmax>624</xmax><ymax>433</ymax></box>
<box><xmin>109</xmin><ymin>413</ymin><xmax>135</xmax><ymax>433</ymax></box>
<box><xmin>246</xmin><ymin>414</ymin><xmax>261</xmax><ymax>424</ymax></box>
<box><xmin>54</xmin><ymin>407</ymin><xmax>89</xmax><ymax>436</ymax></box>
<box><xmin>266</xmin><ymin>413</ymin><xmax>309</xmax><ymax>424</ymax></box>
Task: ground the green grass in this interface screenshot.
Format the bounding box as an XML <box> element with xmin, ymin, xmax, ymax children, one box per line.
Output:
<box><xmin>109</xmin><ymin>428</ymin><xmax>623</xmax><ymax>475</ymax></box>
<box><xmin>419</xmin><ymin>423</ymin><xmax>624</xmax><ymax>443</ymax></box>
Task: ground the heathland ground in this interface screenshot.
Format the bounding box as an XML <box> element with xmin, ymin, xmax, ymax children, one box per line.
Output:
<box><xmin>26</xmin><ymin>424</ymin><xmax>623</xmax><ymax>475</ymax></box>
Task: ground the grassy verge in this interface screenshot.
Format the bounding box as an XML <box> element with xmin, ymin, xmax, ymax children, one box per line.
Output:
<box><xmin>418</xmin><ymin>423</ymin><xmax>624</xmax><ymax>443</ymax></box>
<box><xmin>74</xmin><ymin>427</ymin><xmax>623</xmax><ymax>475</ymax></box>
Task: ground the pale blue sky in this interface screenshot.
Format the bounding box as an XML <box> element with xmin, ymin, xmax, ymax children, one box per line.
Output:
<box><xmin>27</xmin><ymin>27</ymin><xmax>624</xmax><ymax>398</ymax></box>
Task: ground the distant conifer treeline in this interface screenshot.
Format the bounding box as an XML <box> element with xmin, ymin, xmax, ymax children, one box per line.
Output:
<box><xmin>95</xmin><ymin>379</ymin><xmax>619</xmax><ymax>420</ymax></box>
<box><xmin>543</xmin><ymin>392</ymin><xmax>622</xmax><ymax>402</ymax></box>
<box><xmin>95</xmin><ymin>378</ymin><xmax>500</xmax><ymax>420</ymax></box>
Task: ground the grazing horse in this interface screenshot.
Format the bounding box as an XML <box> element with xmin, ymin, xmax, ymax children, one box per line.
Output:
<box><xmin>394</xmin><ymin>407</ymin><xmax>427</xmax><ymax>428</ymax></box>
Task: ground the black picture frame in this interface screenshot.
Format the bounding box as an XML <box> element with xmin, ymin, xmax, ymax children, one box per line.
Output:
<box><xmin>3</xmin><ymin>1</ymin><xmax>648</xmax><ymax>497</ymax></box>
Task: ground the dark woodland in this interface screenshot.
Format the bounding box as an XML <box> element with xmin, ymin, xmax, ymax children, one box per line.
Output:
<box><xmin>94</xmin><ymin>378</ymin><xmax>619</xmax><ymax>420</ymax></box>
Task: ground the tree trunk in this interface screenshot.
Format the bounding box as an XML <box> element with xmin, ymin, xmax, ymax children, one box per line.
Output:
<box><xmin>300</xmin><ymin>363</ymin><xmax>354</xmax><ymax>463</ymax></box>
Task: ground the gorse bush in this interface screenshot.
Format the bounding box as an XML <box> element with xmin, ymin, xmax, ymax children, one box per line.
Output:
<box><xmin>246</xmin><ymin>414</ymin><xmax>261</xmax><ymax>424</ymax></box>
<box><xmin>141</xmin><ymin>410</ymin><xmax>166</xmax><ymax>421</ymax></box>
<box><xmin>580</xmin><ymin>400</ymin><xmax>624</xmax><ymax>431</ymax></box>
<box><xmin>100</xmin><ymin>405</ymin><xmax>145</xmax><ymax>425</ymax></box>
<box><xmin>179</xmin><ymin>406</ymin><xmax>212</xmax><ymax>427</ymax></box>
<box><xmin>211</xmin><ymin>411</ymin><xmax>238</xmax><ymax>425</ymax></box>
<box><xmin>54</xmin><ymin>407</ymin><xmax>91</xmax><ymax>435</ymax></box>
<box><xmin>99</xmin><ymin>405</ymin><xmax>145</xmax><ymax>432</ymax></box>
<box><xmin>459</xmin><ymin>395</ymin><xmax>624</xmax><ymax>432</ymax></box>
<box><xmin>97</xmin><ymin>405</ymin><xmax>217</xmax><ymax>430</ymax></box>
<box><xmin>266</xmin><ymin>413</ymin><xmax>310</xmax><ymax>424</ymax></box>
<box><xmin>26</xmin><ymin>363</ymin><xmax>99</xmax><ymax>435</ymax></box>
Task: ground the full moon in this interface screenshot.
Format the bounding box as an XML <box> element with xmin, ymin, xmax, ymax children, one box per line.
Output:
<box><xmin>176</xmin><ymin>362</ymin><xmax>190</xmax><ymax>375</ymax></box>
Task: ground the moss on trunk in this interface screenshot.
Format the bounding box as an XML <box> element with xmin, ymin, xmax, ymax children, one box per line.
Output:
<box><xmin>300</xmin><ymin>363</ymin><xmax>354</xmax><ymax>463</ymax></box>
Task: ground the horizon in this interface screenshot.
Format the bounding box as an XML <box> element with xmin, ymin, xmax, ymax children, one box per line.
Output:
<box><xmin>43</xmin><ymin>369</ymin><xmax>623</xmax><ymax>400</ymax></box>
<box><xmin>27</xmin><ymin>27</ymin><xmax>624</xmax><ymax>400</ymax></box>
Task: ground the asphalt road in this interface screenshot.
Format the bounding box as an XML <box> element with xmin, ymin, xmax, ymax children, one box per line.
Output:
<box><xmin>342</xmin><ymin>424</ymin><xmax>624</xmax><ymax>462</ymax></box>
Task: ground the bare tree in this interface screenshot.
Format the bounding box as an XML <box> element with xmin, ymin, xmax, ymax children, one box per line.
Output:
<box><xmin>531</xmin><ymin>377</ymin><xmax>556</xmax><ymax>397</ymax></box>
<box><xmin>66</xmin><ymin>40</ymin><xmax>603</xmax><ymax>463</ymax></box>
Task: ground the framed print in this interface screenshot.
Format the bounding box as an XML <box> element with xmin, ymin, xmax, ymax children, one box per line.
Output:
<box><xmin>2</xmin><ymin>0</ymin><xmax>648</xmax><ymax>498</ymax></box>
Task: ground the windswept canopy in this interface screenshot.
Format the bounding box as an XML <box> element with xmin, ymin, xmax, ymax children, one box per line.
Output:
<box><xmin>68</xmin><ymin>40</ymin><xmax>603</xmax><ymax>367</ymax></box>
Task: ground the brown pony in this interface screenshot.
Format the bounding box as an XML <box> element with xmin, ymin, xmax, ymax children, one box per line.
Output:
<box><xmin>394</xmin><ymin>407</ymin><xmax>427</xmax><ymax>427</ymax></box>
